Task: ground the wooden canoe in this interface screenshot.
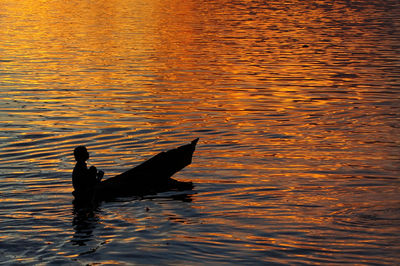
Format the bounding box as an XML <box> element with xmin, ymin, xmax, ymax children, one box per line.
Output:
<box><xmin>94</xmin><ymin>138</ymin><xmax>199</xmax><ymax>200</ymax></box>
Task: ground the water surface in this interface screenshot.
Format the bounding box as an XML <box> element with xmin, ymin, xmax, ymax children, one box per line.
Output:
<box><xmin>1</xmin><ymin>0</ymin><xmax>400</xmax><ymax>264</ymax></box>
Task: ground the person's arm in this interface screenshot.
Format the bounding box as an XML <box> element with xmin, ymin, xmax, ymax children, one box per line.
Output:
<box><xmin>97</xmin><ymin>170</ymin><xmax>104</xmax><ymax>182</ymax></box>
<box><xmin>89</xmin><ymin>165</ymin><xmax>104</xmax><ymax>182</ymax></box>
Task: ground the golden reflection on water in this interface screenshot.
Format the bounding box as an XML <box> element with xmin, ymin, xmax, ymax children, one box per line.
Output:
<box><xmin>0</xmin><ymin>0</ymin><xmax>398</xmax><ymax>185</ymax></box>
<box><xmin>0</xmin><ymin>0</ymin><xmax>400</xmax><ymax>264</ymax></box>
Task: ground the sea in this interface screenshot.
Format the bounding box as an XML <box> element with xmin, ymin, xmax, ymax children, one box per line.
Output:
<box><xmin>0</xmin><ymin>0</ymin><xmax>399</xmax><ymax>264</ymax></box>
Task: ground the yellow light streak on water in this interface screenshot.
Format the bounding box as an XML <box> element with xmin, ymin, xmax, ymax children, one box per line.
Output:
<box><xmin>0</xmin><ymin>0</ymin><xmax>399</xmax><ymax>264</ymax></box>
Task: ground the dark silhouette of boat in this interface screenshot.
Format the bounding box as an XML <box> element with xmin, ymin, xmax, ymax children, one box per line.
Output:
<box><xmin>93</xmin><ymin>138</ymin><xmax>199</xmax><ymax>201</ymax></box>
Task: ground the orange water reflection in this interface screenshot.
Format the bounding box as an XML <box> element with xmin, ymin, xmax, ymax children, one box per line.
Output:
<box><xmin>0</xmin><ymin>0</ymin><xmax>399</xmax><ymax>264</ymax></box>
<box><xmin>0</xmin><ymin>0</ymin><xmax>398</xmax><ymax>187</ymax></box>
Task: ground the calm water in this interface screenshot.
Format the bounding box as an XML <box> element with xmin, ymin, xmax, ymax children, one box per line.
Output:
<box><xmin>1</xmin><ymin>0</ymin><xmax>400</xmax><ymax>264</ymax></box>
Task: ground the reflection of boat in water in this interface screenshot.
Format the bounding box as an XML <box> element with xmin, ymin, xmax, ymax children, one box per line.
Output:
<box><xmin>93</xmin><ymin>138</ymin><xmax>199</xmax><ymax>201</ymax></box>
<box><xmin>71</xmin><ymin>190</ymin><xmax>194</xmax><ymax>248</ymax></box>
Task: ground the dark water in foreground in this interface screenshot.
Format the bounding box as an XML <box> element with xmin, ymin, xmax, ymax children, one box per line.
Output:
<box><xmin>1</xmin><ymin>0</ymin><xmax>400</xmax><ymax>264</ymax></box>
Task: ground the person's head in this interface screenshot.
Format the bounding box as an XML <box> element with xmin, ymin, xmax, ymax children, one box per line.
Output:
<box><xmin>74</xmin><ymin>146</ymin><xmax>89</xmax><ymax>162</ymax></box>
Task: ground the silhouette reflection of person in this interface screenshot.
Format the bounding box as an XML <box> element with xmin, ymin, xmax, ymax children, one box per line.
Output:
<box><xmin>72</xmin><ymin>146</ymin><xmax>104</xmax><ymax>204</ymax></box>
<box><xmin>71</xmin><ymin>204</ymin><xmax>99</xmax><ymax>246</ymax></box>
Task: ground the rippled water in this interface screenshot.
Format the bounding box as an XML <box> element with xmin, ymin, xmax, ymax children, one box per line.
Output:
<box><xmin>1</xmin><ymin>0</ymin><xmax>400</xmax><ymax>264</ymax></box>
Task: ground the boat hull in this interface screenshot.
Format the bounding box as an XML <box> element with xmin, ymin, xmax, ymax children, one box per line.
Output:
<box><xmin>94</xmin><ymin>138</ymin><xmax>199</xmax><ymax>200</ymax></box>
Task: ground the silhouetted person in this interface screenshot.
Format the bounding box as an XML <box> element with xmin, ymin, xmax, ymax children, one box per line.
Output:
<box><xmin>72</xmin><ymin>146</ymin><xmax>104</xmax><ymax>203</ymax></box>
<box><xmin>72</xmin><ymin>139</ymin><xmax>198</xmax><ymax>201</ymax></box>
